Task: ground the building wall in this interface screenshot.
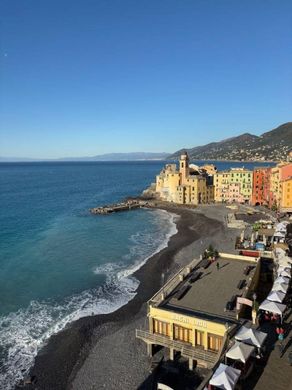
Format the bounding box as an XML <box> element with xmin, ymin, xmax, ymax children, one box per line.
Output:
<box><xmin>252</xmin><ymin>168</ymin><xmax>271</xmax><ymax>206</ymax></box>
<box><xmin>269</xmin><ymin>167</ymin><xmax>280</xmax><ymax>208</ymax></box>
<box><xmin>281</xmin><ymin>178</ymin><xmax>292</xmax><ymax>211</ymax></box>
<box><xmin>149</xmin><ymin>306</ymin><xmax>226</xmax><ymax>351</ymax></box>
<box><xmin>214</xmin><ymin>169</ymin><xmax>252</xmax><ymax>203</ymax></box>
<box><xmin>280</xmin><ymin>163</ymin><xmax>292</xmax><ymax>181</ymax></box>
<box><xmin>156</xmin><ymin>153</ymin><xmax>214</xmax><ymax>205</ymax></box>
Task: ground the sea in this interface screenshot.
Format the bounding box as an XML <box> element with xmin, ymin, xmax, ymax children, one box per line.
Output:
<box><xmin>0</xmin><ymin>160</ymin><xmax>274</xmax><ymax>389</ymax></box>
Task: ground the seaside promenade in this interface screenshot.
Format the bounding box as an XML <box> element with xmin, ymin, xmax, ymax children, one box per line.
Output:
<box><xmin>20</xmin><ymin>203</ymin><xmax>292</xmax><ymax>390</ymax></box>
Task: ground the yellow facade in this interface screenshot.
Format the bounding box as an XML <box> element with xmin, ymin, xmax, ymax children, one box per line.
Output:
<box><xmin>281</xmin><ymin>177</ymin><xmax>292</xmax><ymax>211</ymax></box>
<box><xmin>149</xmin><ymin>306</ymin><xmax>226</xmax><ymax>351</ymax></box>
<box><xmin>270</xmin><ymin>167</ymin><xmax>280</xmax><ymax>208</ymax></box>
<box><xmin>156</xmin><ymin>153</ymin><xmax>214</xmax><ymax>205</ymax></box>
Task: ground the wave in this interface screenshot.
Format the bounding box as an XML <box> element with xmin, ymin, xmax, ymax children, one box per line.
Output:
<box><xmin>0</xmin><ymin>209</ymin><xmax>178</xmax><ymax>389</ymax></box>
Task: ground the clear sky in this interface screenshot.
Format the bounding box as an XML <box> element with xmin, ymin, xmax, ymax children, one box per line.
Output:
<box><xmin>0</xmin><ymin>0</ymin><xmax>291</xmax><ymax>158</ymax></box>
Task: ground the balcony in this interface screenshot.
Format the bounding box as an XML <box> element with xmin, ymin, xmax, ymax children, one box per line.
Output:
<box><xmin>136</xmin><ymin>329</ymin><xmax>218</xmax><ymax>364</ymax></box>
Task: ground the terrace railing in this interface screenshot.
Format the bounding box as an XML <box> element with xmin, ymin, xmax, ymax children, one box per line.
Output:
<box><xmin>136</xmin><ymin>329</ymin><xmax>217</xmax><ymax>364</ymax></box>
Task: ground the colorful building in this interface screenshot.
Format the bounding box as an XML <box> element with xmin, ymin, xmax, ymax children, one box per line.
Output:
<box><xmin>280</xmin><ymin>177</ymin><xmax>292</xmax><ymax>212</ymax></box>
<box><xmin>251</xmin><ymin>167</ymin><xmax>271</xmax><ymax>206</ymax></box>
<box><xmin>156</xmin><ymin>152</ymin><xmax>214</xmax><ymax>205</ymax></box>
<box><xmin>214</xmin><ymin>168</ymin><xmax>253</xmax><ymax>204</ymax></box>
<box><xmin>268</xmin><ymin>162</ymin><xmax>292</xmax><ymax>210</ymax></box>
<box><xmin>136</xmin><ymin>254</ymin><xmax>260</xmax><ymax>370</ymax></box>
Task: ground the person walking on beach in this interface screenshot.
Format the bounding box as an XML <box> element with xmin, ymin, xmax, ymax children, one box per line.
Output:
<box><xmin>216</xmin><ymin>262</ymin><xmax>220</xmax><ymax>271</ymax></box>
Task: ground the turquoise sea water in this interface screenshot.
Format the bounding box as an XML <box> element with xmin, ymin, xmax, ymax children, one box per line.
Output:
<box><xmin>0</xmin><ymin>160</ymin><xmax>274</xmax><ymax>388</ymax></box>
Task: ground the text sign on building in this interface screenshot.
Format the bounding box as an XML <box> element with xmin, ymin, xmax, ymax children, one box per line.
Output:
<box><xmin>172</xmin><ymin>314</ymin><xmax>207</xmax><ymax>328</ymax></box>
<box><xmin>194</xmin><ymin>319</ymin><xmax>207</xmax><ymax>328</ymax></box>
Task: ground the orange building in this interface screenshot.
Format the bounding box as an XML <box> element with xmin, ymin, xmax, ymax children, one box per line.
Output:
<box><xmin>252</xmin><ymin>167</ymin><xmax>271</xmax><ymax>206</ymax></box>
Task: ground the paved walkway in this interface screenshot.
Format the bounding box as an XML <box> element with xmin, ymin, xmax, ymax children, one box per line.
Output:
<box><xmin>244</xmin><ymin>309</ymin><xmax>292</xmax><ymax>390</ymax></box>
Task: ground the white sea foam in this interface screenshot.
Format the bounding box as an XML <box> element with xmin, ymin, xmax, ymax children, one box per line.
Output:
<box><xmin>0</xmin><ymin>209</ymin><xmax>178</xmax><ymax>390</ymax></box>
<box><xmin>0</xmin><ymin>276</ymin><xmax>139</xmax><ymax>389</ymax></box>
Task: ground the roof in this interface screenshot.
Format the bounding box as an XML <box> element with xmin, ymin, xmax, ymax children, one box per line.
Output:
<box><xmin>209</xmin><ymin>363</ymin><xmax>241</xmax><ymax>390</ymax></box>
<box><xmin>235</xmin><ymin>326</ymin><xmax>267</xmax><ymax>348</ymax></box>
<box><xmin>257</xmin><ymin>228</ymin><xmax>275</xmax><ymax>236</ymax></box>
<box><xmin>158</xmin><ymin>256</ymin><xmax>256</xmax><ymax>323</ymax></box>
<box><xmin>259</xmin><ymin>299</ymin><xmax>286</xmax><ymax>315</ymax></box>
<box><xmin>226</xmin><ymin>341</ymin><xmax>255</xmax><ymax>363</ymax></box>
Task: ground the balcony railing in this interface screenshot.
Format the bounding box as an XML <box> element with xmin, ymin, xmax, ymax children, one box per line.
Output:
<box><xmin>136</xmin><ymin>329</ymin><xmax>218</xmax><ymax>364</ymax></box>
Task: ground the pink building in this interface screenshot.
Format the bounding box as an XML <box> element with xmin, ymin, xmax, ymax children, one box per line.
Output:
<box><xmin>280</xmin><ymin>163</ymin><xmax>292</xmax><ymax>181</ymax></box>
<box><xmin>227</xmin><ymin>183</ymin><xmax>244</xmax><ymax>203</ymax></box>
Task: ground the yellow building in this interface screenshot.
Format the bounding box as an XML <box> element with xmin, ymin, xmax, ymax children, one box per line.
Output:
<box><xmin>136</xmin><ymin>254</ymin><xmax>259</xmax><ymax>370</ymax></box>
<box><xmin>280</xmin><ymin>177</ymin><xmax>292</xmax><ymax>212</ymax></box>
<box><xmin>270</xmin><ymin>166</ymin><xmax>280</xmax><ymax>208</ymax></box>
<box><xmin>156</xmin><ymin>152</ymin><xmax>214</xmax><ymax>205</ymax></box>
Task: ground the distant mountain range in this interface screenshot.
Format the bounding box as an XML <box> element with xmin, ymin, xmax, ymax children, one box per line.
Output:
<box><xmin>168</xmin><ymin>122</ymin><xmax>292</xmax><ymax>162</ymax></box>
<box><xmin>0</xmin><ymin>152</ymin><xmax>169</xmax><ymax>162</ymax></box>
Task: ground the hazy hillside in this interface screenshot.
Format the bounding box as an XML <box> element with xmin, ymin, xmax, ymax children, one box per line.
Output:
<box><xmin>168</xmin><ymin>122</ymin><xmax>292</xmax><ymax>161</ymax></box>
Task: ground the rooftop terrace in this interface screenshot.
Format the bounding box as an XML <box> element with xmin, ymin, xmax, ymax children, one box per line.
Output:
<box><xmin>157</xmin><ymin>255</ymin><xmax>257</xmax><ymax>323</ymax></box>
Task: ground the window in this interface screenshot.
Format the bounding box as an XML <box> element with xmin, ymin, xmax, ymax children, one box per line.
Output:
<box><xmin>174</xmin><ymin>325</ymin><xmax>191</xmax><ymax>343</ymax></box>
<box><xmin>154</xmin><ymin>320</ymin><xmax>170</xmax><ymax>336</ymax></box>
<box><xmin>195</xmin><ymin>330</ymin><xmax>204</xmax><ymax>347</ymax></box>
<box><xmin>207</xmin><ymin>333</ymin><xmax>223</xmax><ymax>352</ymax></box>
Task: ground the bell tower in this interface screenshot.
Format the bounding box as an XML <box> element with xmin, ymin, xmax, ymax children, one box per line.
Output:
<box><xmin>179</xmin><ymin>151</ymin><xmax>189</xmax><ymax>184</ymax></box>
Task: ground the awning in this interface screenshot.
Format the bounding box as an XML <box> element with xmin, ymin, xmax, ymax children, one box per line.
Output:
<box><xmin>209</xmin><ymin>363</ymin><xmax>241</xmax><ymax>390</ymax></box>
<box><xmin>274</xmin><ymin>276</ymin><xmax>290</xmax><ymax>284</ymax></box>
<box><xmin>272</xmin><ymin>283</ymin><xmax>289</xmax><ymax>294</ymax></box>
<box><xmin>259</xmin><ymin>299</ymin><xmax>286</xmax><ymax>315</ymax></box>
<box><xmin>267</xmin><ymin>290</ymin><xmax>286</xmax><ymax>303</ymax></box>
<box><xmin>226</xmin><ymin>341</ymin><xmax>255</xmax><ymax>363</ymax></box>
<box><xmin>235</xmin><ymin>326</ymin><xmax>267</xmax><ymax>348</ymax></box>
<box><xmin>278</xmin><ymin>270</ymin><xmax>291</xmax><ymax>278</ymax></box>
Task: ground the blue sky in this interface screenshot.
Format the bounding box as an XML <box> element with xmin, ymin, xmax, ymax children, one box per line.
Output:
<box><xmin>0</xmin><ymin>0</ymin><xmax>291</xmax><ymax>158</ymax></box>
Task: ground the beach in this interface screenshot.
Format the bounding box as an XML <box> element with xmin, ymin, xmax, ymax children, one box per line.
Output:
<box><xmin>20</xmin><ymin>204</ymin><xmax>238</xmax><ymax>390</ymax></box>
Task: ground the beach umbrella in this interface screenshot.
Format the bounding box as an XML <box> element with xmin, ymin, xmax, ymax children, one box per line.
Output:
<box><xmin>278</xmin><ymin>270</ymin><xmax>291</xmax><ymax>278</ymax></box>
<box><xmin>226</xmin><ymin>341</ymin><xmax>255</xmax><ymax>363</ymax></box>
<box><xmin>235</xmin><ymin>326</ymin><xmax>267</xmax><ymax>348</ymax></box>
<box><xmin>259</xmin><ymin>299</ymin><xmax>286</xmax><ymax>315</ymax></box>
<box><xmin>272</xmin><ymin>283</ymin><xmax>289</xmax><ymax>294</ymax></box>
<box><xmin>209</xmin><ymin>363</ymin><xmax>241</xmax><ymax>390</ymax></box>
<box><xmin>277</xmin><ymin>264</ymin><xmax>291</xmax><ymax>273</ymax></box>
<box><xmin>267</xmin><ymin>290</ymin><xmax>286</xmax><ymax>303</ymax></box>
<box><xmin>274</xmin><ymin>276</ymin><xmax>290</xmax><ymax>284</ymax></box>
<box><xmin>278</xmin><ymin>259</ymin><xmax>292</xmax><ymax>268</ymax></box>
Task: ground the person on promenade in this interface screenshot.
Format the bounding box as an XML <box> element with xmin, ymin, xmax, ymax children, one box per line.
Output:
<box><xmin>216</xmin><ymin>262</ymin><xmax>220</xmax><ymax>271</ymax></box>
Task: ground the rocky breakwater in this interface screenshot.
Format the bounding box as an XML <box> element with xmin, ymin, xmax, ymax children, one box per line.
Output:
<box><xmin>90</xmin><ymin>199</ymin><xmax>152</xmax><ymax>215</ymax></box>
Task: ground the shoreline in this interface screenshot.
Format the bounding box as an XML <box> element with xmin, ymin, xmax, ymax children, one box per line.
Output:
<box><xmin>19</xmin><ymin>204</ymin><xmax>227</xmax><ymax>390</ymax></box>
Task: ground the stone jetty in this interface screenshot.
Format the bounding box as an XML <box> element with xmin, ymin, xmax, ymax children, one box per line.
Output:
<box><xmin>90</xmin><ymin>200</ymin><xmax>149</xmax><ymax>215</ymax></box>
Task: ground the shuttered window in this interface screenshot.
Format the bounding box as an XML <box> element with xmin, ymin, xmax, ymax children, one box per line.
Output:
<box><xmin>173</xmin><ymin>325</ymin><xmax>191</xmax><ymax>343</ymax></box>
<box><xmin>153</xmin><ymin>320</ymin><xmax>170</xmax><ymax>336</ymax></box>
<box><xmin>195</xmin><ymin>330</ymin><xmax>204</xmax><ymax>347</ymax></box>
<box><xmin>207</xmin><ymin>333</ymin><xmax>223</xmax><ymax>351</ymax></box>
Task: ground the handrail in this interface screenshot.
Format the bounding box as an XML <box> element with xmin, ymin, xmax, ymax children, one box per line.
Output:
<box><xmin>136</xmin><ymin>329</ymin><xmax>218</xmax><ymax>363</ymax></box>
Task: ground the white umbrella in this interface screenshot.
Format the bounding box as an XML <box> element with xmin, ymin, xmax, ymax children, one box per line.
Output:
<box><xmin>278</xmin><ymin>270</ymin><xmax>291</xmax><ymax>278</ymax></box>
<box><xmin>267</xmin><ymin>290</ymin><xmax>286</xmax><ymax>303</ymax></box>
<box><xmin>278</xmin><ymin>260</ymin><xmax>292</xmax><ymax>268</ymax></box>
<box><xmin>209</xmin><ymin>363</ymin><xmax>241</xmax><ymax>390</ymax></box>
<box><xmin>226</xmin><ymin>341</ymin><xmax>255</xmax><ymax>363</ymax></box>
<box><xmin>278</xmin><ymin>266</ymin><xmax>291</xmax><ymax>273</ymax></box>
<box><xmin>235</xmin><ymin>326</ymin><xmax>267</xmax><ymax>348</ymax></box>
<box><xmin>272</xmin><ymin>283</ymin><xmax>288</xmax><ymax>294</ymax></box>
<box><xmin>274</xmin><ymin>276</ymin><xmax>290</xmax><ymax>284</ymax></box>
<box><xmin>259</xmin><ymin>299</ymin><xmax>286</xmax><ymax>315</ymax></box>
